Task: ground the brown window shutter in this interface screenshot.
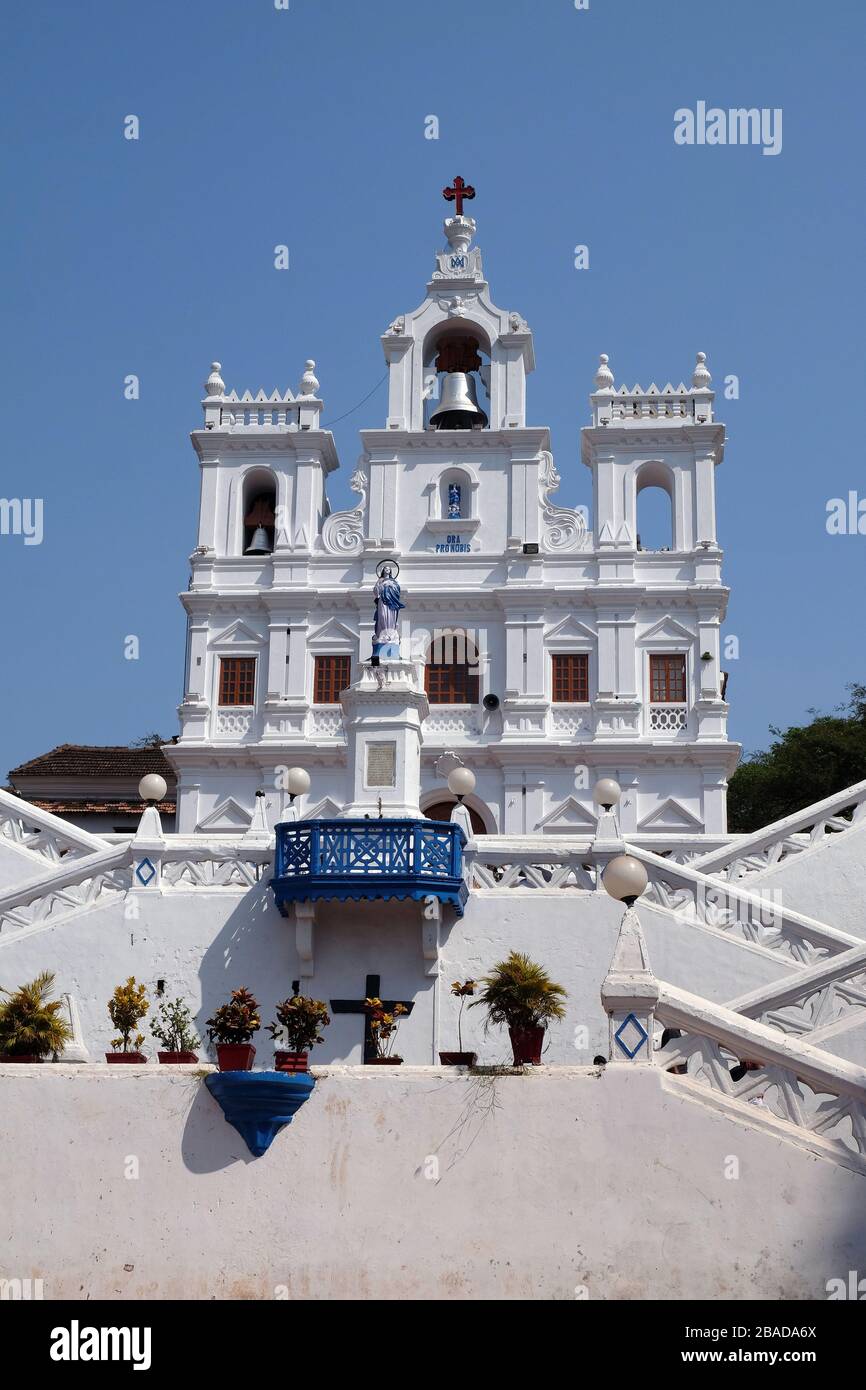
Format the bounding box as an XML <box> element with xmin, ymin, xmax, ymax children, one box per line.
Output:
<box><xmin>218</xmin><ymin>657</ymin><xmax>257</xmax><ymax>706</ymax></box>
<box><xmin>551</xmin><ymin>653</ymin><xmax>589</xmax><ymax>703</ymax></box>
<box><xmin>314</xmin><ymin>654</ymin><xmax>351</xmax><ymax>705</ymax></box>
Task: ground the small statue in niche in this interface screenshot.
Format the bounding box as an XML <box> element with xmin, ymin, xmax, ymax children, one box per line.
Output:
<box><xmin>372</xmin><ymin>560</ymin><xmax>404</xmax><ymax>663</ymax></box>
<box><xmin>447</xmin><ymin>483</ymin><xmax>462</xmax><ymax>519</ymax></box>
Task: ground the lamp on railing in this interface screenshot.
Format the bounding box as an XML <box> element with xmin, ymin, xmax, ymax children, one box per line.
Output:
<box><xmin>447</xmin><ymin>766</ymin><xmax>476</xmax><ymax>841</ymax></box>
<box><xmin>139</xmin><ymin>774</ymin><xmax>167</xmax><ymax>807</ymax></box>
<box><xmin>603</xmin><ymin>854</ymin><xmax>648</xmax><ymax>908</ymax></box>
<box><xmin>593</xmin><ymin>778</ymin><xmax>621</xmax><ymax>813</ymax></box>
<box><xmin>135</xmin><ymin>774</ymin><xmax>168</xmax><ymax>842</ymax></box>
<box><xmin>284</xmin><ymin>767</ymin><xmax>310</xmax><ymax>818</ymax></box>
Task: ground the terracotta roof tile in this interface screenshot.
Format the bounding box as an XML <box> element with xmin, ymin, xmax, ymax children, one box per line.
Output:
<box><xmin>9</xmin><ymin>743</ymin><xmax>176</xmax><ymax>780</ymax></box>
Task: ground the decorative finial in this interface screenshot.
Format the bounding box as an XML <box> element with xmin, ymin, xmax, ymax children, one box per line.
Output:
<box><xmin>204</xmin><ymin>362</ymin><xmax>225</xmax><ymax>397</ymax></box>
<box><xmin>298</xmin><ymin>359</ymin><xmax>319</xmax><ymax>397</ymax></box>
<box><xmin>692</xmin><ymin>351</ymin><xmax>711</xmax><ymax>389</ymax></box>
<box><xmin>594</xmin><ymin>353</ymin><xmax>614</xmax><ymax>392</ymax></box>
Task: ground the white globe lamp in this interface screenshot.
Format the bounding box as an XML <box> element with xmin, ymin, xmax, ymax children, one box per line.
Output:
<box><xmin>603</xmin><ymin>854</ymin><xmax>649</xmax><ymax>907</ymax></box>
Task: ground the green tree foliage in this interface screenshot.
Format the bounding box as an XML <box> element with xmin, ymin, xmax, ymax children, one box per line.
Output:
<box><xmin>728</xmin><ymin>684</ymin><xmax>866</xmax><ymax>833</ymax></box>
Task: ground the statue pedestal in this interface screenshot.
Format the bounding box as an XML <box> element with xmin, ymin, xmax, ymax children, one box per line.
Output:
<box><xmin>339</xmin><ymin>661</ymin><xmax>429</xmax><ymax>819</ymax></box>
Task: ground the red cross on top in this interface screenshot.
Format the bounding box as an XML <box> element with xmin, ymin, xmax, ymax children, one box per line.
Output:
<box><xmin>443</xmin><ymin>175</ymin><xmax>475</xmax><ymax>217</ymax></box>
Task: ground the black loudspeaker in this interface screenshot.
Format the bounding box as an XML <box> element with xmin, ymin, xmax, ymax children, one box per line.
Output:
<box><xmin>523</xmin><ymin>542</ymin><xmax>539</xmax><ymax>555</ymax></box>
<box><xmin>483</xmin><ymin>693</ymin><xmax>500</xmax><ymax>711</ymax></box>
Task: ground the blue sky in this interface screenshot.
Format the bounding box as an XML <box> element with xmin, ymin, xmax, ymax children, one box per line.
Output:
<box><xmin>1</xmin><ymin>0</ymin><xmax>864</xmax><ymax>778</ymax></box>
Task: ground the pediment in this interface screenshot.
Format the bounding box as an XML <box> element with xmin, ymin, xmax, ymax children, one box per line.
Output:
<box><xmin>209</xmin><ymin>619</ymin><xmax>264</xmax><ymax>648</ymax></box>
<box><xmin>545</xmin><ymin>614</ymin><xmax>597</xmax><ymax>643</ymax></box>
<box><xmin>535</xmin><ymin>796</ymin><xmax>597</xmax><ymax>832</ymax></box>
<box><xmin>195</xmin><ymin>797</ymin><xmax>252</xmax><ymax>833</ymax></box>
<box><xmin>637</xmin><ymin>797</ymin><xmax>703</xmax><ymax>831</ymax></box>
<box><xmin>307</xmin><ymin>617</ymin><xmax>358</xmax><ymax>646</ymax></box>
<box><xmin>305</xmin><ymin>795</ymin><xmax>343</xmax><ymax>820</ymax></box>
<box><xmin>639</xmin><ymin>615</ymin><xmax>695</xmax><ymax>645</ymax></box>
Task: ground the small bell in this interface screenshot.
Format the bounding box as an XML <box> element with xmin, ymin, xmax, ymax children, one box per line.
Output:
<box><xmin>245</xmin><ymin>526</ymin><xmax>272</xmax><ymax>555</ymax></box>
<box><xmin>429</xmin><ymin>372</ymin><xmax>488</xmax><ymax>430</ymax></box>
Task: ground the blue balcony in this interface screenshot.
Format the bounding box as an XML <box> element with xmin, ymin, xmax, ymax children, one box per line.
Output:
<box><xmin>271</xmin><ymin>818</ymin><xmax>467</xmax><ymax>917</ymax></box>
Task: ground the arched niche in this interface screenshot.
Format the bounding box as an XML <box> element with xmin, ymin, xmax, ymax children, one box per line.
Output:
<box><xmin>635</xmin><ymin>460</ymin><xmax>676</xmax><ymax>552</ymax></box>
<box><xmin>240</xmin><ymin>467</ymin><xmax>277</xmax><ymax>555</ymax></box>
<box><xmin>422</xmin><ymin>320</ymin><xmax>491</xmax><ymax>430</ymax></box>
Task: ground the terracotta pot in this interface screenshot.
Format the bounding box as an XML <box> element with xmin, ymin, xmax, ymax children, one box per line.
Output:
<box><xmin>106</xmin><ymin>1052</ymin><xmax>147</xmax><ymax>1064</ymax></box>
<box><xmin>438</xmin><ymin>1051</ymin><xmax>477</xmax><ymax>1067</ymax></box>
<box><xmin>508</xmin><ymin>1025</ymin><xmax>545</xmax><ymax>1066</ymax></box>
<box><xmin>367</xmin><ymin>1057</ymin><xmax>402</xmax><ymax>1065</ymax></box>
<box><xmin>158</xmin><ymin>1051</ymin><xmax>199</xmax><ymax>1065</ymax></box>
<box><xmin>274</xmin><ymin>1050</ymin><xmax>308</xmax><ymax>1073</ymax></box>
<box><xmin>216</xmin><ymin>1043</ymin><xmax>255</xmax><ymax>1072</ymax></box>
<box><xmin>0</xmin><ymin>1054</ymin><xmax>43</xmax><ymax>1064</ymax></box>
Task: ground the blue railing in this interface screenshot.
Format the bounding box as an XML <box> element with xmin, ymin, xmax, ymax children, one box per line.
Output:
<box><xmin>271</xmin><ymin>818</ymin><xmax>467</xmax><ymax>916</ymax></box>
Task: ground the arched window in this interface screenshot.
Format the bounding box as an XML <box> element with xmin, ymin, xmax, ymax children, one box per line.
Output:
<box><xmin>241</xmin><ymin>469</ymin><xmax>276</xmax><ymax>555</ymax></box>
<box><xmin>635</xmin><ymin>463</ymin><xmax>674</xmax><ymax>552</ymax></box>
<box><xmin>424</xmin><ymin>632</ymin><xmax>480</xmax><ymax>704</ymax></box>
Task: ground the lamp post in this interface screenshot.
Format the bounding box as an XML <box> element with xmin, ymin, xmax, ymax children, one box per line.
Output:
<box><xmin>600</xmin><ymin>853</ymin><xmax>656</xmax><ymax>1065</ymax></box>
<box><xmin>135</xmin><ymin>774</ymin><xmax>168</xmax><ymax>845</ymax></box>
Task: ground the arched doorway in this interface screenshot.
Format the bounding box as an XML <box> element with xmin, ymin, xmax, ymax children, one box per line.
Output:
<box><xmin>424</xmin><ymin>799</ymin><xmax>487</xmax><ymax>834</ymax></box>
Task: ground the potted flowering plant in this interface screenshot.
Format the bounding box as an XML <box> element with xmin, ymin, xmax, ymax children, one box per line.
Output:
<box><xmin>365</xmin><ymin>997</ymin><xmax>407</xmax><ymax>1065</ymax></box>
<box><xmin>206</xmin><ymin>987</ymin><xmax>261</xmax><ymax>1071</ymax></box>
<box><xmin>151</xmin><ymin>996</ymin><xmax>201</xmax><ymax>1064</ymax></box>
<box><xmin>470</xmin><ymin>952</ymin><xmax>567</xmax><ymax>1066</ymax></box>
<box><xmin>0</xmin><ymin>971</ymin><xmax>73</xmax><ymax>1062</ymax></box>
<box><xmin>439</xmin><ymin>979</ymin><xmax>477</xmax><ymax>1067</ymax></box>
<box><xmin>106</xmin><ymin>977</ymin><xmax>149</xmax><ymax>1063</ymax></box>
<box><xmin>267</xmin><ymin>995</ymin><xmax>330</xmax><ymax>1072</ymax></box>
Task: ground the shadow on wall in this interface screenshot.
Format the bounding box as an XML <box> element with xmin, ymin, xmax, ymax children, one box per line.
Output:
<box><xmin>181</xmin><ymin>1077</ymin><xmax>260</xmax><ymax>1175</ymax></box>
<box><xmin>195</xmin><ymin>880</ymin><xmax>285</xmax><ymax>1063</ymax></box>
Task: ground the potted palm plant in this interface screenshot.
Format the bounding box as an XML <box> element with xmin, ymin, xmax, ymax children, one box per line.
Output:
<box><xmin>471</xmin><ymin>952</ymin><xmax>567</xmax><ymax>1065</ymax></box>
<box><xmin>365</xmin><ymin>997</ymin><xmax>408</xmax><ymax>1065</ymax></box>
<box><xmin>151</xmin><ymin>996</ymin><xmax>201</xmax><ymax>1064</ymax></box>
<box><xmin>206</xmin><ymin>986</ymin><xmax>261</xmax><ymax>1071</ymax></box>
<box><xmin>439</xmin><ymin>979</ymin><xmax>477</xmax><ymax>1067</ymax></box>
<box><xmin>0</xmin><ymin>971</ymin><xmax>72</xmax><ymax>1062</ymax></box>
<box><xmin>267</xmin><ymin>994</ymin><xmax>330</xmax><ymax>1072</ymax></box>
<box><xmin>106</xmin><ymin>977</ymin><xmax>149</xmax><ymax>1063</ymax></box>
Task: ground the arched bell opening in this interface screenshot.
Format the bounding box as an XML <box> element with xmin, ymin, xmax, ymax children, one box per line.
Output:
<box><xmin>635</xmin><ymin>461</ymin><xmax>675</xmax><ymax>553</ymax></box>
<box><xmin>423</xmin><ymin>323</ymin><xmax>491</xmax><ymax>431</ymax></box>
<box><xmin>242</xmin><ymin>468</ymin><xmax>277</xmax><ymax>555</ymax></box>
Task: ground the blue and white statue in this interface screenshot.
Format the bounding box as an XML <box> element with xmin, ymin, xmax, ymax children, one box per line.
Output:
<box><xmin>372</xmin><ymin>560</ymin><xmax>404</xmax><ymax>662</ymax></box>
<box><xmin>447</xmin><ymin>482</ymin><xmax>462</xmax><ymax>519</ymax></box>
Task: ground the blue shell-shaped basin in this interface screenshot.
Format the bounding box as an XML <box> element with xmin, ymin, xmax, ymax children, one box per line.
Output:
<box><xmin>205</xmin><ymin>1070</ymin><xmax>316</xmax><ymax>1157</ymax></box>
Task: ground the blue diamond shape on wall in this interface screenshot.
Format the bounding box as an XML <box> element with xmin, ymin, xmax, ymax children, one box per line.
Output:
<box><xmin>135</xmin><ymin>858</ymin><xmax>156</xmax><ymax>887</ymax></box>
<box><xmin>614</xmin><ymin>1012</ymin><xmax>648</xmax><ymax>1059</ymax></box>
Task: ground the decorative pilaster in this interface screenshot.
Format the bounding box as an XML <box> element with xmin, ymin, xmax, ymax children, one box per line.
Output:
<box><xmin>600</xmin><ymin>906</ymin><xmax>658</xmax><ymax>1064</ymax></box>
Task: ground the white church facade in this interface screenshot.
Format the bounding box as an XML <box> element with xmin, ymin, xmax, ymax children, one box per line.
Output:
<box><xmin>3</xmin><ymin>187</ymin><xmax>866</xmax><ymax>1301</ymax></box>
<box><xmin>170</xmin><ymin>202</ymin><xmax>737</xmax><ymax>840</ymax></box>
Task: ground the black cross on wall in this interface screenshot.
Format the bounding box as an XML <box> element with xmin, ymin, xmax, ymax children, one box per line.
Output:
<box><xmin>330</xmin><ymin>974</ymin><xmax>415</xmax><ymax>1064</ymax></box>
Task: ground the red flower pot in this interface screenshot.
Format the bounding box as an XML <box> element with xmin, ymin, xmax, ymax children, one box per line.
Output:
<box><xmin>367</xmin><ymin>1057</ymin><xmax>403</xmax><ymax>1065</ymax></box>
<box><xmin>216</xmin><ymin>1043</ymin><xmax>255</xmax><ymax>1072</ymax></box>
<box><xmin>274</xmin><ymin>1050</ymin><xmax>308</xmax><ymax>1073</ymax></box>
<box><xmin>105</xmin><ymin>1052</ymin><xmax>147</xmax><ymax>1064</ymax></box>
<box><xmin>158</xmin><ymin>1051</ymin><xmax>199</xmax><ymax>1065</ymax></box>
<box><xmin>438</xmin><ymin>1051</ymin><xmax>477</xmax><ymax>1067</ymax></box>
<box><xmin>1</xmin><ymin>1054</ymin><xmax>43</xmax><ymax>1063</ymax></box>
<box><xmin>509</xmin><ymin>1026</ymin><xmax>545</xmax><ymax>1066</ymax></box>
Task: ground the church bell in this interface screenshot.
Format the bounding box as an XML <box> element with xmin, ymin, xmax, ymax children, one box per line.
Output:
<box><xmin>429</xmin><ymin>372</ymin><xmax>488</xmax><ymax>430</ymax></box>
<box><xmin>245</xmin><ymin>526</ymin><xmax>272</xmax><ymax>555</ymax></box>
